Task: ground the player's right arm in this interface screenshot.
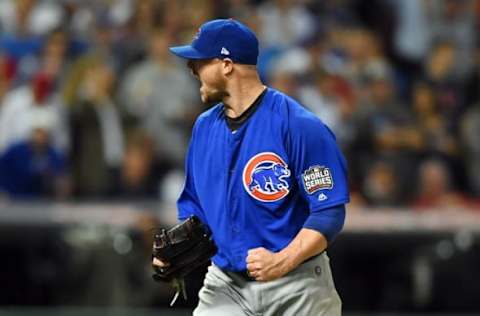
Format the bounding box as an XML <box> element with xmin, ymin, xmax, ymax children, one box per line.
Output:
<box><xmin>153</xmin><ymin>121</ymin><xmax>205</xmax><ymax>268</ymax></box>
<box><xmin>152</xmin><ymin>142</ymin><xmax>201</xmax><ymax>268</ymax></box>
<box><xmin>176</xmin><ymin>121</ymin><xmax>206</xmax><ymax>223</ymax></box>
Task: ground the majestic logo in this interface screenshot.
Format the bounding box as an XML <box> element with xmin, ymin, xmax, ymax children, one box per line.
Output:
<box><xmin>302</xmin><ymin>165</ymin><xmax>333</xmax><ymax>194</ymax></box>
<box><xmin>243</xmin><ymin>152</ymin><xmax>291</xmax><ymax>202</ymax></box>
<box><xmin>318</xmin><ymin>193</ymin><xmax>328</xmax><ymax>201</ymax></box>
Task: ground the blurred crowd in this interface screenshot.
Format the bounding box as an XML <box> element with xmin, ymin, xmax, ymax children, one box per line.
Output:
<box><xmin>0</xmin><ymin>0</ymin><xmax>479</xmax><ymax>210</ymax></box>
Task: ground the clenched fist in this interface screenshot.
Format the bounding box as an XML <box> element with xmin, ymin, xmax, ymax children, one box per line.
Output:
<box><xmin>246</xmin><ymin>247</ymin><xmax>293</xmax><ymax>282</ymax></box>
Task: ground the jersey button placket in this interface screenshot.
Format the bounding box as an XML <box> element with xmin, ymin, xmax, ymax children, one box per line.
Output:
<box><xmin>226</xmin><ymin>136</ymin><xmax>240</xmax><ymax>246</ymax></box>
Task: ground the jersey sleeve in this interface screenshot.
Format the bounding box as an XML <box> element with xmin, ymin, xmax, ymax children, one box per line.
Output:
<box><xmin>288</xmin><ymin>110</ymin><xmax>350</xmax><ymax>211</ymax></box>
<box><xmin>303</xmin><ymin>204</ymin><xmax>346</xmax><ymax>242</ymax></box>
<box><xmin>177</xmin><ymin>123</ymin><xmax>207</xmax><ymax>223</ymax></box>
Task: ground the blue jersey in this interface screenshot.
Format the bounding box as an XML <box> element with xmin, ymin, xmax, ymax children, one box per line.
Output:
<box><xmin>177</xmin><ymin>88</ymin><xmax>349</xmax><ymax>271</ymax></box>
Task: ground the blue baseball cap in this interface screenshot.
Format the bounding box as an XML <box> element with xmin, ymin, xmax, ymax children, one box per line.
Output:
<box><xmin>169</xmin><ymin>19</ymin><xmax>259</xmax><ymax>65</ymax></box>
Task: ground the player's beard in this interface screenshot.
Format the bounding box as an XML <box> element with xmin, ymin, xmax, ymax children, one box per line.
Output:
<box><xmin>200</xmin><ymin>81</ymin><xmax>229</xmax><ymax>105</ymax></box>
<box><xmin>196</xmin><ymin>63</ymin><xmax>229</xmax><ymax>105</ymax></box>
<box><xmin>201</xmin><ymin>89</ymin><xmax>228</xmax><ymax>105</ymax></box>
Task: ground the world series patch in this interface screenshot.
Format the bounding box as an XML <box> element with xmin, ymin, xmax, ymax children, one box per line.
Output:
<box><xmin>302</xmin><ymin>166</ymin><xmax>333</xmax><ymax>194</ymax></box>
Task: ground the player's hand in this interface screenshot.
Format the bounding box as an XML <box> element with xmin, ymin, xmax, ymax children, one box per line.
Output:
<box><xmin>246</xmin><ymin>247</ymin><xmax>291</xmax><ymax>282</ymax></box>
<box><xmin>152</xmin><ymin>257</ymin><xmax>170</xmax><ymax>268</ymax></box>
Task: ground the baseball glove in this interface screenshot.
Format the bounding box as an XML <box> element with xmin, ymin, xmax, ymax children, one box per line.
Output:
<box><xmin>152</xmin><ymin>215</ymin><xmax>217</xmax><ymax>283</ymax></box>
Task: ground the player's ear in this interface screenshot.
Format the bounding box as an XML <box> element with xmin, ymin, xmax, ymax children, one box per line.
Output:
<box><xmin>187</xmin><ymin>60</ymin><xmax>198</xmax><ymax>78</ymax></box>
<box><xmin>221</xmin><ymin>58</ymin><xmax>234</xmax><ymax>76</ymax></box>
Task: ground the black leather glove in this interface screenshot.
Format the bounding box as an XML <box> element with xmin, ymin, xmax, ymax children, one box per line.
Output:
<box><xmin>152</xmin><ymin>215</ymin><xmax>217</xmax><ymax>283</ymax></box>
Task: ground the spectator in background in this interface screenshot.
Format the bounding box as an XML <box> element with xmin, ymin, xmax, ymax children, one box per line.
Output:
<box><xmin>429</xmin><ymin>0</ymin><xmax>476</xmax><ymax>78</ymax></box>
<box><xmin>390</xmin><ymin>0</ymin><xmax>432</xmax><ymax>85</ymax></box>
<box><xmin>40</xmin><ymin>28</ymin><xmax>70</xmax><ymax>85</ymax></box>
<box><xmin>0</xmin><ymin>0</ymin><xmax>65</xmax><ymax>85</ymax></box>
<box><xmin>0</xmin><ymin>72</ymin><xmax>68</xmax><ymax>154</ymax></box>
<box><xmin>340</xmin><ymin>27</ymin><xmax>386</xmax><ymax>94</ymax></box>
<box><xmin>224</xmin><ymin>0</ymin><xmax>257</xmax><ymax>24</ymax></box>
<box><xmin>130</xmin><ymin>0</ymin><xmax>163</xmax><ymax>40</ymax></box>
<box><xmin>353</xmin><ymin>64</ymin><xmax>416</xmax><ymax>150</ymax></box>
<box><xmin>423</xmin><ymin>41</ymin><xmax>464</xmax><ymax>128</ymax></box>
<box><xmin>0</xmin><ymin>30</ymin><xmax>70</xmax><ymax>156</ymax></box>
<box><xmin>299</xmin><ymin>69</ymin><xmax>342</xmax><ymax>131</ymax></box>
<box><xmin>299</xmin><ymin>70</ymin><xmax>356</xmax><ymax>149</ymax></box>
<box><xmin>362</xmin><ymin>159</ymin><xmax>403</xmax><ymax>207</ymax></box>
<box><xmin>412</xmin><ymin>158</ymin><xmax>468</xmax><ymax>210</ymax></box>
<box><xmin>181</xmin><ymin>0</ymin><xmax>215</xmax><ymax>38</ymax></box>
<box><xmin>101</xmin><ymin>0</ymin><xmax>166</xmax><ymax>75</ymax></box>
<box><xmin>412</xmin><ymin>82</ymin><xmax>458</xmax><ymax>159</ymax></box>
<box><xmin>112</xmin><ymin>128</ymin><xmax>166</xmax><ymax>200</ymax></box>
<box><xmin>69</xmin><ymin>59</ymin><xmax>124</xmax><ymax>198</ymax></box>
<box><xmin>269</xmin><ymin>69</ymin><xmax>299</xmax><ymax>100</ymax></box>
<box><xmin>317</xmin><ymin>26</ymin><xmax>387</xmax><ymax>95</ymax></box>
<box><xmin>300</xmin><ymin>34</ymin><xmax>326</xmax><ymax>82</ymax></box>
<box><xmin>390</xmin><ymin>0</ymin><xmax>476</xmax><ymax>91</ymax></box>
<box><xmin>0</xmin><ymin>0</ymin><xmax>64</xmax><ymax>36</ymax></box>
<box><xmin>256</xmin><ymin>0</ymin><xmax>316</xmax><ymax>49</ymax></box>
<box><xmin>465</xmin><ymin>44</ymin><xmax>480</xmax><ymax>109</ymax></box>
<box><xmin>461</xmin><ymin>101</ymin><xmax>480</xmax><ymax>197</ymax></box>
<box><xmin>119</xmin><ymin>29</ymin><xmax>198</xmax><ymax>168</ymax></box>
<box><xmin>112</xmin><ymin>0</ymin><xmax>163</xmax><ymax>70</ymax></box>
<box><xmin>160</xmin><ymin>0</ymin><xmax>184</xmax><ymax>38</ymax></box>
<box><xmin>0</xmin><ymin>54</ymin><xmax>15</xmax><ymax>107</ymax></box>
<box><xmin>62</xmin><ymin>11</ymin><xmax>126</xmax><ymax>90</ymax></box>
<box><xmin>0</xmin><ymin>112</ymin><xmax>67</xmax><ymax>199</ymax></box>
<box><xmin>350</xmin><ymin>63</ymin><xmax>422</xmax><ymax>190</ymax></box>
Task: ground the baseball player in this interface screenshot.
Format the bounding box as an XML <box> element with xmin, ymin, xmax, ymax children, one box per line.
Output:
<box><xmin>153</xmin><ymin>19</ymin><xmax>349</xmax><ymax>315</ymax></box>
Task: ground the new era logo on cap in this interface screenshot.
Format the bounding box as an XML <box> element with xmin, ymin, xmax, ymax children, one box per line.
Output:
<box><xmin>193</xmin><ymin>28</ymin><xmax>201</xmax><ymax>40</ymax></box>
<box><xmin>221</xmin><ymin>47</ymin><xmax>230</xmax><ymax>55</ymax></box>
<box><xmin>169</xmin><ymin>19</ymin><xmax>259</xmax><ymax>65</ymax></box>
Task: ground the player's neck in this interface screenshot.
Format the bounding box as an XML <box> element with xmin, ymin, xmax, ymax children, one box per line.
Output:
<box><xmin>223</xmin><ymin>79</ymin><xmax>266</xmax><ymax>118</ymax></box>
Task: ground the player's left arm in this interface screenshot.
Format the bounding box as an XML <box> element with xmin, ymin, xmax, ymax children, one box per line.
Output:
<box><xmin>246</xmin><ymin>204</ymin><xmax>345</xmax><ymax>281</ymax></box>
<box><xmin>247</xmin><ymin>107</ymin><xmax>349</xmax><ymax>281</ymax></box>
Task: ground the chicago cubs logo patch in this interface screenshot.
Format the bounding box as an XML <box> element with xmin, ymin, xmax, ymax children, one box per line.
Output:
<box><xmin>302</xmin><ymin>165</ymin><xmax>333</xmax><ymax>194</ymax></box>
<box><xmin>243</xmin><ymin>152</ymin><xmax>291</xmax><ymax>202</ymax></box>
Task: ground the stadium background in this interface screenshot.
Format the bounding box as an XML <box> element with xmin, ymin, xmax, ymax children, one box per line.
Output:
<box><xmin>0</xmin><ymin>0</ymin><xmax>479</xmax><ymax>315</ymax></box>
